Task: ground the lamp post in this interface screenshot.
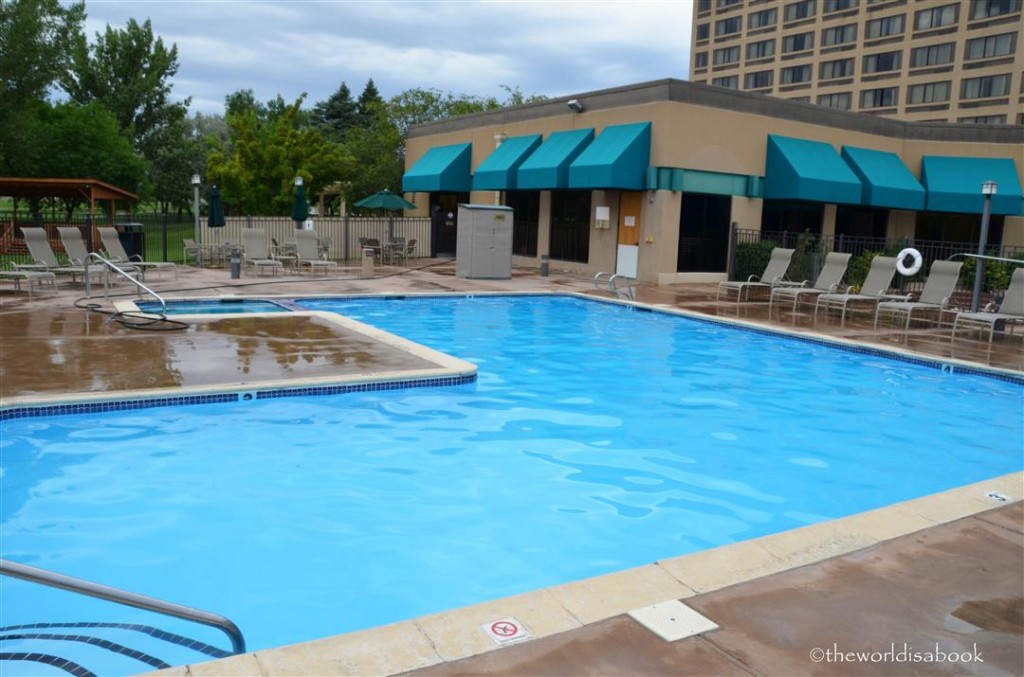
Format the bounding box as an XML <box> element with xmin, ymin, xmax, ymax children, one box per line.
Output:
<box><xmin>191</xmin><ymin>174</ymin><xmax>201</xmax><ymax>266</ymax></box>
<box><xmin>970</xmin><ymin>180</ymin><xmax>997</xmax><ymax>312</ymax></box>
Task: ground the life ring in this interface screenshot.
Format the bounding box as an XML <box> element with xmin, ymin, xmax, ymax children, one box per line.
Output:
<box><xmin>896</xmin><ymin>248</ymin><xmax>923</xmax><ymax>276</ymax></box>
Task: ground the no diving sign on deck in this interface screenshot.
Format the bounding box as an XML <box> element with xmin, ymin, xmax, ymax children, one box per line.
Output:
<box><xmin>482</xmin><ymin>617</ymin><xmax>532</xmax><ymax>645</ymax></box>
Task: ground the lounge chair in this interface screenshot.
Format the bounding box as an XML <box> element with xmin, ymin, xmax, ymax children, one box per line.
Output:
<box><xmin>769</xmin><ymin>251</ymin><xmax>852</xmax><ymax>319</ymax></box>
<box><xmin>952</xmin><ymin>267</ymin><xmax>1024</xmax><ymax>344</ymax></box>
<box><xmin>295</xmin><ymin>229</ymin><xmax>339</xmax><ymax>276</ymax></box>
<box><xmin>98</xmin><ymin>227</ymin><xmax>177</xmax><ymax>279</ymax></box>
<box><xmin>874</xmin><ymin>260</ymin><xmax>964</xmax><ymax>330</ymax></box>
<box><xmin>815</xmin><ymin>255</ymin><xmax>900</xmax><ymax>325</ymax></box>
<box><xmin>717</xmin><ymin>247</ymin><xmax>797</xmax><ymax>302</ymax></box>
<box><xmin>241</xmin><ymin>228</ymin><xmax>284</xmax><ymax>277</ymax></box>
<box><xmin>14</xmin><ymin>227</ymin><xmax>104</xmax><ymax>284</ymax></box>
<box><xmin>58</xmin><ymin>226</ymin><xmax>139</xmax><ymax>283</ymax></box>
<box><xmin>0</xmin><ymin>267</ymin><xmax>57</xmax><ymax>298</ymax></box>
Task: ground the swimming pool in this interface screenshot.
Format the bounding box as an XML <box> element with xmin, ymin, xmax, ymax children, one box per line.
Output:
<box><xmin>2</xmin><ymin>295</ymin><xmax>1021</xmax><ymax>674</ymax></box>
<box><xmin>135</xmin><ymin>298</ymin><xmax>291</xmax><ymax>314</ymax></box>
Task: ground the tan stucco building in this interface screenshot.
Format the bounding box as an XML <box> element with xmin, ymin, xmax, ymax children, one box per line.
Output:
<box><xmin>402</xmin><ymin>79</ymin><xmax>1022</xmax><ymax>284</ymax></box>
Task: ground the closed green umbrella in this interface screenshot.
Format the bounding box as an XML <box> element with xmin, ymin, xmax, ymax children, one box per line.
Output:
<box><xmin>291</xmin><ymin>179</ymin><xmax>309</xmax><ymax>228</ymax></box>
<box><xmin>207</xmin><ymin>185</ymin><xmax>225</xmax><ymax>243</ymax></box>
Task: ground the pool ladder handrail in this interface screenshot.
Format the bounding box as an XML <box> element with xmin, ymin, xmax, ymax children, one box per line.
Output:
<box><xmin>85</xmin><ymin>251</ymin><xmax>167</xmax><ymax>314</ymax></box>
<box><xmin>593</xmin><ymin>272</ymin><xmax>636</xmax><ymax>301</ymax></box>
<box><xmin>0</xmin><ymin>557</ymin><xmax>246</xmax><ymax>655</ymax></box>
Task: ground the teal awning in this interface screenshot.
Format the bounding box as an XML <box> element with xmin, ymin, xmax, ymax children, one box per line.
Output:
<box><xmin>517</xmin><ymin>129</ymin><xmax>594</xmax><ymax>190</ymax></box>
<box><xmin>402</xmin><ymin>143</ymin><xmax>472</xmax><ymax>193</ymax></box>
<box><xmin>764</xmin><ymin>134</ymin><xmax>862</xmax><ymax>204</ymax></box>
<box><xmin>921</xmin><ymin>156</ymin><xmax>1024</xmax><ymax>215</ymax></box>
<box><xmin>841</xmin><ymin>146</ymin><xmax>926</xmax><ymax>211</ymax></box>
<box><xmin>568</xmin><ymin>122</ymin><xmax>651</xmax><ymax>190</ymax></box>
<box><xmin>472</xmin><ymin>134</ymin><xmax>542</xmax><ymax>190</ymax></box>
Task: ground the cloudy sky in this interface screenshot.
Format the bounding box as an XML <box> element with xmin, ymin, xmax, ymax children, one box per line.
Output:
<box><xmin>78</xmin><ymin>0</ymin><xmax>694</xmax><ymax>115</ymax></box>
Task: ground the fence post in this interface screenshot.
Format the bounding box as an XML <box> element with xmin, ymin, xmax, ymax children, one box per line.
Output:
<box><xmin>727</xmin><ymin>222</ymin><xmax>738</xmax><ymax>280</ymax></box>
<box><xmin>344</xmin><ymin>214</ymin><xmax>350</xmax><ymax>261</ymax></box>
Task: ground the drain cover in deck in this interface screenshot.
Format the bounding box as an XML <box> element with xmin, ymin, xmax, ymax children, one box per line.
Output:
<box><xmin>628</xmin><ymin>600</ymin><xmax>718</xmax><ymax>641</ymax></box>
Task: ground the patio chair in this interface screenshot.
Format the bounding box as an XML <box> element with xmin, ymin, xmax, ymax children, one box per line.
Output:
<box><xmin>295</xmin><ymin>229</ymin><xmax>339</xmax><ymax>276</ymax></box>
<box><xmin>405</xmin><ymin>238</ymin><xmax>417</xmax><ymax>259</ymax></box>
<box><xmin>717</xmin><ymin>247</ymin><xmax>797</xmax><ymax>302</ymax></box>
<box><xmin>769</xmin><ymin>251</ymin><xmax>852</xmax><ymax>319</ymax></box>
<box><xmin>241</xmin><ymin>228</ymin><xmax>284</xmax><ymax>277</ymax></box>
<box><xmin>952</xmin><ymin>267</ymin><xmax>1024</xmax><ymax>344</ymax></box>
<box><xmin>874</xmin><ymin>260</ymin><xmax>964</xmax><ymax>331</ymax></box>
<box><xmin>59</xmin><ymin>226</ymin><xmax>139</xmax><ymax>283</ymax></box>
<box><xmin>98</xmin><ymin>227</ymin><xmax>178</xmax><ymax>279</ymax></box>
<box><xmin>271</xmin><ymin>238</ymin><xmax>298</xmax><ymax>267</ymax></box>
<box><xmin>815</xmin><ymin>255</ymin><xmax>900</xmax><ymax>326</ymax></box>
<box><xmin>14</xmin><ymin>227</ymin><xmax>104</xmax><ymax>284</ymax></box>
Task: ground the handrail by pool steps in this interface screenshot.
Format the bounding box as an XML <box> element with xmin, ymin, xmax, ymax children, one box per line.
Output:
<box><xmin>593</xmin><ymin>272</ymin><xmax>636</xmax><ymax>301</ymax></box>
<box><xmin>85</xmin><ymin>251</ymin><xmax>166</xmax><ymax>313</ymax></box>
<box><xmin>0</xmin><ymin>558</ymin><xmax>246</xmax><ymax>655</ymax></box>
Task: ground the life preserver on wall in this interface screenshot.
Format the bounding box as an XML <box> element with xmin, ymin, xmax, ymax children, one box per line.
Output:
<box><xmin>896</xmin><ymin>248</ymin><xmax>923</xmax><ymax>276</ymax></box>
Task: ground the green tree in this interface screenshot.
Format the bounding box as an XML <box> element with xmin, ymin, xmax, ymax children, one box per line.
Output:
<box><xmin>61</xmin><ymin>17</ymin><xmax>189</xmax><ymax>157</ymax></box>
<box><xmin>356</xmin><ymin>79</ymin><xmax>383</xmax><ymax>128</ymax></box>
<box><xmin>343</xmin><ymin>101</ymin><xmax>404</xmax><ymax>206</ymax></box>
<box><xmin>312</xmin><ymin>81</ymin><xmax>358</xmax><ymax>141</ymax></box>
<box><xmin>0</xmin><ymin>0</ymin><xmax>86</xmax><ymax>173</ymax></box>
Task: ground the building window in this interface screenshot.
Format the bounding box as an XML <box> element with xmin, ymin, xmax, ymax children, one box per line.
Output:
<box><xmin>822</xmin><ymin>23</ymin><xmax>857</xmax><ymax>45</ymax></box>
<box><xmin>745</xmin><ymin>70</ymin><xmax>774</xmax><ymax>88</ymax></box>
<box><xmin>860</xmin><ymin>86</ymin><xmax>899</xmax><ymax>107</ymax></box>
<box><xmin>713</xmin><ymin>46</ymin><xmax>741</xmax><ymax>65</ymax></box>
<box><xmin>965</xmin><ymin>33</ymin><xmax>1017</xmax><ymax>60</ymax></box>
<box><xmin>697</xmin><ymin>23</ymin><xmax>710</xmax><ymax>40</ymax></box>
<box><xmin>746</xmin><ymin>39</ymin><xmax>776</xmax><ymax>59</ymax></box>
<box><xmin>907</xmin><ymin>81</ymin><xmax>951</xmax><ymax>104</ymax></box>
<box><xmin>712</xmin><ymin>75</ymin><xmax>739</xmax><ymax>88</ymax></box>
<box><xmin>818</xmin><ymin>92</ymin><xmax>852</xmax><ymax>109</ymax></box>
<box><xmin>863</xmin><ymin>51</ymin><xmax>902</xmax><ymax>73</ymax></box>
<box><xmin>910</xmin><ymin>42</ymin><xmax>955</xmax><ymax>67</ymax></box>
<box><xmin>824</xmin><ymin>0</ymin><xmax>858</xmax><ymax>12</ymax></box>
<box><xmin>958</xmin><ymin>114</ymin><xmax>1008</xmax><ymax>124</ymax></box>
<box><xmin>820</xmin><ymin>57</ymin><xmax>855</xmax><ymax>79</ymax></box>
<box><xmin>748</xmin><ymin>8</ymin><xmax>778</xmax><ymax>29</ymax></box>
<box><xmin>715</xmin><ymin>16</ymin><xmax>743</xmax><ymax>36</ymax></box>
<box><xmin>866</xmin><ymin>14</ymin><xmax>905</xmax><ymax>38</ymax></box>
<box><xmin>784</xmin><ymin>0</ymin><xmax>817</xmax><ymax>21</ymax></box>
<box><xmin>962</xmin><ymin>74</ymin><xmax>1011</xmax><ymax>98</ymax></box>
<box><xmin>914</xmin><ymin>3</ymin><xmax>959</xmax><ymax>29</ymax></box>
<box><xmin>694</xmin><ymin>52</ymin><xmax>709</xmax><ymax>68</ymax></box>
<box><xmin>716</xmin><ymin>0</ymin><xmax>743</xmax><ymax>7</ymax></box>
<box><xmin>549</xmin><ymin>191</ymin><xmax>591</xmax><ymax>264</ymax></box>
<box><xmin>969</xmin><ymin>0</ymin><xmax>1021</xmax><ymax>20</ymax></box>
<box><xmin>781</xmin><ymin>64</ymin><xmax>813</xmax><ymax>84</ymax></box>
<box><xmin>698</xmin><ymin>0</ymin><xmax>712</xmax><ymax>11</ymax></box>
<box><xmin>783</xmin><ymin>32</ymin><xmax>815</xmax><ymax>52</ymax></box>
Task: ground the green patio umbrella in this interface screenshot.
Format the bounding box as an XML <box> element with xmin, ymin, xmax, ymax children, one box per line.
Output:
<box><xmin>207</xmin><ymin>185</ymin><xmax>225</xmax><ymax>242</ymax></box>
<box><xmin>291</xmin><ymin>179</ymin><xmax>309</xmax><ymax>228</ymax></box>
<box><xmin>354</xmin><ymin>189</ymin><xmax>417</xmax><ymax>212</ymax></box>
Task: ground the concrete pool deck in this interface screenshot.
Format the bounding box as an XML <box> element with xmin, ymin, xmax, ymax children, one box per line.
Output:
<box><xmin>1</xmin><ymin>260</ymin><xmax>1021</xmax><ymax>675</ymax></box>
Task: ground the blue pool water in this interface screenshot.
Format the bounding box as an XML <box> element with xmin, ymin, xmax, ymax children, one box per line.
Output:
<box><xmin>135</xmin><ymin>299</ymin><xmax>290</xmax><ymax>314</ymax></box>
<box><xmin>2</xmin><ymin>295</ymin><xmax>1021</xmax><ymax>674</ymax></box>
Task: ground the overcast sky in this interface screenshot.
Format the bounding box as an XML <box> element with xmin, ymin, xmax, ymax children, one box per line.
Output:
<box><xmin>77</xmin><ymin>0</ymin><xmax>694</xmax><ymax>115</ymax></box>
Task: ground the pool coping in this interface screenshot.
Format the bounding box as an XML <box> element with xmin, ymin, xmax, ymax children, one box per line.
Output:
<box><xmin>149</xmin><ymin>471</ymin><xmax>1022</xmax><ymax>676</ymax></box>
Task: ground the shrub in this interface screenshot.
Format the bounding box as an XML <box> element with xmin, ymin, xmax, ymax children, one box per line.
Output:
<box><xmin>734</xmin><ymin>241</ymin><xmax>777</xmax><ymax>281</ymax></box>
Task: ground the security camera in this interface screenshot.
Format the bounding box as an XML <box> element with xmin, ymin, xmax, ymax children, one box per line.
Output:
<box><xmin>567</xmin><ymin>99</ymin><xmax>584</xmax><ymax>113</ymax></box>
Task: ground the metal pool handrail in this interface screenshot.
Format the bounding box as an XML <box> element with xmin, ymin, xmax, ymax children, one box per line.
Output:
<box><xmin>85</xmin><ymin>251</ymin><xmax>167</xmax><ymax>314</ymax></box>
<box><xmin>0</xmin><ymin>558</ymin><xmax>246</xmax><ymax>655</ymax></box>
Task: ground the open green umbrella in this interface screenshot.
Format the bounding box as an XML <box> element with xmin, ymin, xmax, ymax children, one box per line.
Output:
<box><xmin>354</xmin><ymin>189</ymin><xmax>417</xmax><ymax>212</ymax></box>
<box><xmin>207</xmin><ymin>185</ymin><xmax>225</xmax><ymax>242</ymax></box>
<box><xmin>291</xmin><ymin>180</ymin><xmax>309</xmax><ymax>228</ymax></box>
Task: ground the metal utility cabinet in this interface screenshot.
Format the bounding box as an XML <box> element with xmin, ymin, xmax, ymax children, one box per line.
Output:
<box><xmin>456</xmin><ymin>204</ymin><xmax>513</xmax><ymax>279</ymax></box>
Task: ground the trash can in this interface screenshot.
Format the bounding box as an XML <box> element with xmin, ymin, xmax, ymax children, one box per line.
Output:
<box><xmin>362</xmin><ymin>247</ymin><xmax>374</xmax><ymax>278</ymax></box>
<box><xmin>117</xmin><ymin>222</ymin><xmax>145</xmax><ymax>259</ymax></box>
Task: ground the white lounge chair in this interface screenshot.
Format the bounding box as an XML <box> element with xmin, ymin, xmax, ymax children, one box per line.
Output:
<box><xmin>769</xmin><ymin>251</ymin><xmax>852</xmax><ymax>319</ymax></box>
<box><xmin>874</xmin><ymin>260</ymin><xmax>964</xmax><ymax>330</ymax></box>
<box><xmin>58</xmin><ymin>226</ymin><xmax>139</xmax><ymax>284</ymax></box>
<box><xmin>15</xmin><ymin>227</ymin><xmax>103</xmax><ymax>284</ymax></box>
<box><xmin>295</xmin><ymin>230</ymin><xmax>339</xmax><ymax>276</ymax></box>
<box><xmin>241</xmin><ymin>228</ymin><xmax>284</xmax><ymax>277</ymax></box>
<box><xmin>952</xmin><ymin>267</ymin><xmax>1024</xmax><ymax>344</ymax></box>
<box><xmin>815</xmin><ymin>255</ymin><xmax>901</xmax><ymax>326</ymax></box>
<box><xmin>98</xmin><ymin>227</ymin><xmax>177</xmax><ymax>279</ymax></box>
<box><xmin>717</xmin><ymin>247</ymin><xmax>797</xmax><ymax>302</ymax></box>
